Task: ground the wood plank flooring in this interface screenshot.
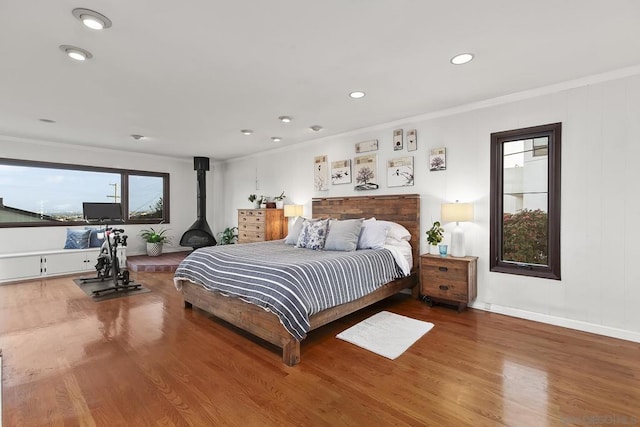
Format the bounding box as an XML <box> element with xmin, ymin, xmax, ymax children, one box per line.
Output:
<box><xmin>1</xmin><ymin>272</ymin><xmax>639</xmax><ymax>426</ymax></box>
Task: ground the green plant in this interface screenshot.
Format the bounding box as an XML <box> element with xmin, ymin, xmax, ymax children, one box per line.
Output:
<box><xmin>426</xmin><ymin>221</ymin><xmax>444</xmax><ymax>246</ymax></box>
<box><xmin>503</xmin><ymin>209</ymin><xmax>548</xmax><ymax>264</ymax></box>
<box><xmin>140</xmin><ymin>226</ymin><xmax>171</xmax><ymax>244</ymax></box>
<box><xmin>248</xmin><ymin>194</ymin><xmax>257</xmax><ymax>203</ymax></box>
<box><xmin>274</xmin><ymin>191</ymin><xmax>286</xmax><ymax>201</ymax></box>
<box><xmin>218</xmin><ymin>226</ymin><xmax>238</xmax><ymax>245</ymax></box>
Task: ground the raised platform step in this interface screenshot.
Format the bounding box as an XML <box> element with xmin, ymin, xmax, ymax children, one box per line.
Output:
<box><xmin>127</xmin><ymin>251</ymin><xmax>191</xmax><ymax>273</ymax></box>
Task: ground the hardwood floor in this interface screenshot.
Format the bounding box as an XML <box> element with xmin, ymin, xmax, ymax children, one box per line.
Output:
<box><xmin>1</xmin><ymin>272</ymin><xmax>639</xmax><ymax>426</ymax></box>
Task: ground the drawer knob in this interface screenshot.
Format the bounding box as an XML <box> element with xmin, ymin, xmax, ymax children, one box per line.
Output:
<box><xmin>439</xmin><ymin>285</ymin><xmax>449</xmax><ymax>290</ymax></box>
<box><xmin>438</xmin><ymin>267</ymin><xmax>448</xmax><ymax>272</ymax></box>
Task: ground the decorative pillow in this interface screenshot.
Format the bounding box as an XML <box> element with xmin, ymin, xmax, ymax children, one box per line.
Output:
<box><xmin>296</xmin><ymin>219</ymin><xmax>329</xmax><ymax>250</ymax></box>
<box><xmin>324</xmin><ymin>218</ymin><xmax>364</xmax><ymax>251</ymax></box>
<box><xmin>284</xmin><ymin>216</ymin><xmax>305</xmax><ymax>245</ymax></box>
<box><xmin>357</xmin><ymin>219</ymin><xmax>389</xmax><ymax>250</ymax></box>
<box><xmin>85</xmin><ymin>226</ymin><xmax>106</xmax><ymax>248</ymax></box>
<box><xmin>64</xmin><ymin>228</ymin><xmax>91</xmax><ymax>249</ymax></box>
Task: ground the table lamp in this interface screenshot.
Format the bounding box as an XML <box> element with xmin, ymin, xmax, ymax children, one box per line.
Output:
<box><xmin>441</xmin><ymin>201</ymin><xmax>474</xmax><ymax>257</ymax></box>
<box><xmin>283</xmin><ymin>205</ymin><xmax>303</xmax><ymax>218</ymax></box>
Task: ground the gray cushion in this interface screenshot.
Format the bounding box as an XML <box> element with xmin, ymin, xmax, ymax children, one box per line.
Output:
<box><xmin>324</xmin><ymin>218</ymin><xmax>364</xmax><ymax>251</ymax></box>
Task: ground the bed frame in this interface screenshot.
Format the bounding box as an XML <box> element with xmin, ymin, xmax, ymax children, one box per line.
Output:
<box><xmin>178</xmin><ymin>194</ymin><xmax>420</xmax><ymax>366</ymax></box>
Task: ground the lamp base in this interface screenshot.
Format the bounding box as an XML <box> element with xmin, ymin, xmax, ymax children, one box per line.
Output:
<box><xmin>450</xmin><ymin>225</ymin><xmax>466</xmax><ymax>257</ymax></box>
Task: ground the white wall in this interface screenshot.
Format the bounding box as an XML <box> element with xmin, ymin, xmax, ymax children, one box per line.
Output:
<box><xmin>0</xmin><ymin>137</ymin><xmax>225</xmax><ymax>256</ymax></box>
<box><xmin>222</xmin><ymin>71</ymin><xmax>640</xmax><ymax>341</ymax></box>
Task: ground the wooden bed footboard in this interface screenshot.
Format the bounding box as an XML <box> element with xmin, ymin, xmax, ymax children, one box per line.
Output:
<box><xmin>180</xmin><ymin>272</ymin><xmax>417</xmax><ymax>366</ymax></box>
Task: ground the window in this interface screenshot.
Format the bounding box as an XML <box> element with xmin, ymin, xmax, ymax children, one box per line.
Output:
<box><xmin>0</xmin><ymin>158</ymin><xmax>169</xmax><ymax>227</ymax></box>
<box><xmin>490</xmin><ymin>123</ymin><xmax>561</xmax><ymax>280</ymax></box>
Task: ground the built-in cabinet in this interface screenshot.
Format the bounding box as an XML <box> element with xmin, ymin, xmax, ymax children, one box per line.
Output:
<box><xmin>0</xmin><ymin>249</ymin><xmax>100</xmax><ymax>284</ymax></box>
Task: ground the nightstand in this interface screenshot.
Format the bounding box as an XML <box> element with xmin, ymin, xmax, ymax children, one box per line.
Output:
<box><xmin>419</xmin><ymin>254</ymin><xmax>478</xmax><ymax>312</ymax></box>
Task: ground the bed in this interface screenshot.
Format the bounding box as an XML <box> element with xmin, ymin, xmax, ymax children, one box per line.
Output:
<box><xmin>174</xmin><ymin>194</ymin><xmax>420</xmax><ymax>366</ymax></box>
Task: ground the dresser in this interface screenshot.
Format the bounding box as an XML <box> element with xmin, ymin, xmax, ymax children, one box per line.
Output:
<box><xmin>237</xmin><ymin>209</ymin><xmax>287</xmax><ymax>243</ymax></box>
<box><xmin>419</xmin><ymin>254</ymin><xmax>478</xmax><ymax>312</ymax></box>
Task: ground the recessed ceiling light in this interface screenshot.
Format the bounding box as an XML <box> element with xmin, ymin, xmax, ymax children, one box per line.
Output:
<box><xmin>131</xmin><ymin>134</ymin><xmax>145</xmax><ymax>140</ymax></box>
<box><xmin>310</xmin><ymin>125</ymin><xmax>323</xmax><ymax>132</ymax></box>
<box><xmin>241</xmin><ymin>129</ymin><xmax>253</xmax><ymax>135</ymax></box>
<box><xmin>278</xmin><ymin>116</ymin><xmax>292</xmax><ymax>123</ymax></box>
<box><xmin>39</xmin><ymin>118</ymin><xmax>56</xmax><ymax>123</ymax></box>
<box><xmin>59</xmin><ymin>45</ymin><xmax>93</xmax><ymax>61</ymax></box>
<box><xmin>450</xmin><ymin>53</ymin><xmax>474</xmax><ymax>65</ymax></box>
<box><xmin>271</xmin><ymin>137</ymin><xmax>282</xmax><ymax>142</ymax></box>
<box><xmin>72</xmin><ymin>8</ymin><xmax>112</xmax><ymax>30</ymax></box>
<box><xmin>349</xmin><ymin>91</ymin><xmax>366</xmax><ymax>99</ymax></box>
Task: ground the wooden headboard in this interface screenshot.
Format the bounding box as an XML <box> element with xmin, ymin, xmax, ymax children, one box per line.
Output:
<box><xmin>312</xmin><ymin>194</ymin><xmax>420</xmax><ymax>271</ymax></box>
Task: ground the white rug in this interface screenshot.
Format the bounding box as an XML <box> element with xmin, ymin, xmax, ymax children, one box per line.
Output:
<box><xmin>336</xmin><ymin>311</ymin><xmax>434</xmax><ymax>360</ymax></box>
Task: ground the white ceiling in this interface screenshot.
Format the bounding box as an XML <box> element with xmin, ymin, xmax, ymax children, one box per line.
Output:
<box><xmin>2</xmin><ymin>0</ymin><xmax>640</xmax><ymax>161</ymax></box>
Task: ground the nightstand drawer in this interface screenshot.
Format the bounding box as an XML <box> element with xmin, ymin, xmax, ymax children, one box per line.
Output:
<box><xmin>421</xmin><ymin>277</ymin><xmax>468</xmax><ymax>301</ymax></box>
<box><xmin>239</xmin><ymin>215</ymin><xmax>264</xmax><ymax>225</ymax></box>
<box><xmin>419</xmin><ymin>262</ymin><xmax>468</xmax><ymax>281</ymax></box>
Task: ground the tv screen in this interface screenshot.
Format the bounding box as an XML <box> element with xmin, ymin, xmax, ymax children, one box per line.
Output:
<box><xmin>82</xmin><ymin>202</ymin><xmax>123</xmax><ymax>221</ymax></box>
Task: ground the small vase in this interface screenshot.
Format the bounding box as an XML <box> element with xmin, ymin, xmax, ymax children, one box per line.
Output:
<box><xmin>146</xmin><ymin>242</ymin><xmax>163</xmax><ymax>257</ymax></box>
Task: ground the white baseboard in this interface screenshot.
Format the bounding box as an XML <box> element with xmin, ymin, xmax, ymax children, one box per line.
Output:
<box><xmin>469</xmin><ymin>302</ymin><xmax>640</xmax><ymax>344</ymax></box>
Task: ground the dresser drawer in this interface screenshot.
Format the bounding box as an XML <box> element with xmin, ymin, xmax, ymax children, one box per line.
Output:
<box><xmin>239</xmin><ymin>222</ymin><xmax>264</xmax><ymax>233</ymax></box>
<box><xmin>239</xmin><ymin>231</ymin><xmax>265</xmax><ymax>242</ymax></box>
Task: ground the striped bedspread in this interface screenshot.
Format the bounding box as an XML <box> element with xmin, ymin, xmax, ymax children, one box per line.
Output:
<box><xmin>173</xmin><ymin>240</ymin><xmax>404</xmax><ymax>341</ymax></box>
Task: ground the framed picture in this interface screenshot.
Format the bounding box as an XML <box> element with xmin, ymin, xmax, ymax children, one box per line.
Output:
<box><xmin>314</xmin><ymin>155</ymin><xmax>329</xmax><ymax>191</ymax></box>
<box><xmin>354</xmin><ymin>154</ymin><xmax>379</xmax><ymax>191</ymax></box>
<box><xmin>355</xmin><ymin>139</ymin><xmax>378</xmax><ymax>153</ymax></box>
<box><xmin>387</xmin><ymin>156</ymin><xmax>414</xmax><ymax>187</ymax></box>
<box><xmin>407</xmin><ymin>129</ymin><xmax>417</xmax><ymax>151</ymax></box>
<box><xmin>393</xmin><ymin>129</ymin><xmax>403</xmax><ymax>151</ymax></box>
<box><xmin>331</xmin><ymin>159</ymin><xmax>351</xmax><ymax>185</ymax></box>
<box><xmin>430</xmin><ymin>147</ymin><xmax>446</xmax><ymax>171</ymax></box>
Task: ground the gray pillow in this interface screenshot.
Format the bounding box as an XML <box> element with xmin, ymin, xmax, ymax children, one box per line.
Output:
<box><xmin>324</xmin><ymin>218</ymin><xmax>364</xmax><ymax>251</ymax></box>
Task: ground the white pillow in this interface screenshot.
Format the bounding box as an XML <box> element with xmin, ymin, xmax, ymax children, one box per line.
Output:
<box><xmin>357</xmin><ymin>220</ymin><xmax>389</xmax><ymax>249</ymax></box>
<box><xmin>324</xmin><ymin>218</ymin><xmax>364</xmax><ymax>251</ymax></box>
<box><xmin>377</xmin><ymin>220</ymin><xmax>411</xmax><ymax>242</ymax></box>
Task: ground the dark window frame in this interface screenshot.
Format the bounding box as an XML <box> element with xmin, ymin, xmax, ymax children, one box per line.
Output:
<box><xmin>0</xmin><ymin>157</ymin><xmax>170</xmax><ymax>228</ymax></box>
<box><xmin>490</xmin><ymin>123</ymin><xmax>561</xmax><ymax>280</ymax></box>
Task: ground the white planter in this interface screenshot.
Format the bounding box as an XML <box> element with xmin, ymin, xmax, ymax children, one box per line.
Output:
<box><xmin>429</xmin><ymin>244</ymin><xmax>439</xmax><ymax>255</ymax></box>
<box><xmin>275</xmin><ymin>200</ymin><xmax>284</xmax><ymax>209</ymax></box>
<box><xmin>146</xmin><ymin>242</ymin><xmax>163</xmax><ymax>257</ymax></box>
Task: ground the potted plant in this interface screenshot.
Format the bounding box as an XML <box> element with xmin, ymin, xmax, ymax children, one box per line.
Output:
<box><xmin>274</xmin><ymin>191</ymin><xmax>286</xmax><ymax>209</ymax></box>
<box><xmin>248</xmin><ymin>194</ymin><xmax>260</xmax><ymax>208</ymax></box>
<box><xmin>426</xmin><ymin>221</ymin><xmax>444</xmax><ymax>255</ymax></box>
<box><xmin>140</xmin><ymin>226</ymin><xmax>171</xmax><ymax>256</ymax></box>
<box><xmin>217</xmin><ymin>226</ymin><xmax>238</xmax><ymax>245</ymax></box>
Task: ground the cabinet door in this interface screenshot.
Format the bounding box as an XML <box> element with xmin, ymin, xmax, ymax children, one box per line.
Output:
<box><xmin>44</xmin><ymin>250</ymin><xmax>99</xmax><ymax>276</ymax></box>
<box><xmin>0</xmin><ymin>256</ymin><xmax>42</xmax><ymax>282</ymax></box>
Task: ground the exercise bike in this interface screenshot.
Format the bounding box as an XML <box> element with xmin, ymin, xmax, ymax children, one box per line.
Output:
<box><xmin>90</xmin><ymin>227</ymin><xmax>140</xmax><ymax>296</ymax></box>
<box><xmin>80</xmin><ymin>202</ymin><xmax>141</xmax><ymax>296</ymax></box>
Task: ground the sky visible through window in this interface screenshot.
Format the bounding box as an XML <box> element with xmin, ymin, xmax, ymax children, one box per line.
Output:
<box><xmin>0</xmin><ymin>164</ymin><xmax>161</xmax><ymax>220</ymax></box>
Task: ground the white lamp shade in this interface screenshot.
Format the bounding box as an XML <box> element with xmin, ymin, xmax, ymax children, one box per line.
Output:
<box><xmin>284</xmin><ymin>204</ymin><xmax>303</xmax><ymax>218</ymax></box>
<box><xmin>441</xmin><ymin>203</ymin><xmax>474</xmax><ymax>223</ymax></box>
